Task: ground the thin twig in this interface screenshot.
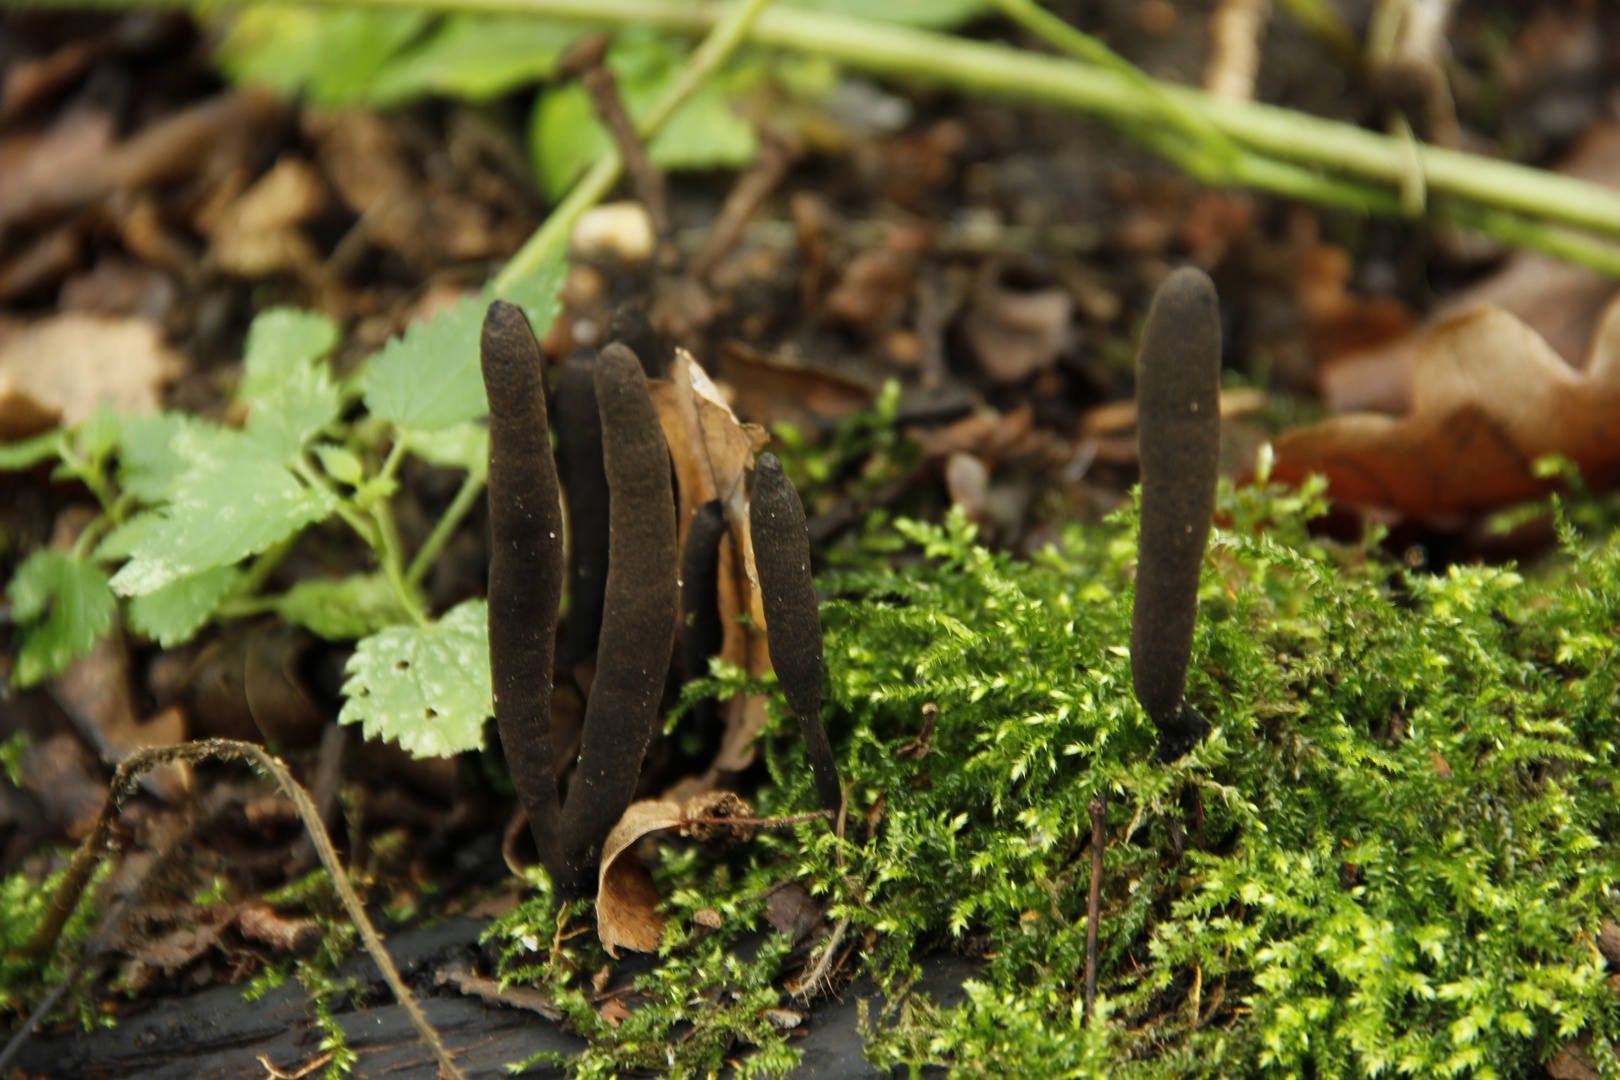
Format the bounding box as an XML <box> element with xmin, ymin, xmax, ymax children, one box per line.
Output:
<box><xmin>1084</xmin><ymin>791</ymin><xmax>1106</xmax><ymax>1022</ymax></box>
<box><xmin>26</xmin><ymin>740</ymin><xmax>469</xmax><ymax>1080</ymax></box>
<box><xmin>682</xmin><ymin>809</ymin><xmax>834</xmax><ymax>828</ymax></box>
<box><xmin>790</xmin><ymin>915</ymin><xmax>850</xmax><ymax>1001</ymax></box>
<box><xmin>560</xmin><ymin>34</ymin><xmax>672</xmax><ymax>241</ymax></box>
<box><xmin>493</xmin><ymin>0</ymin><xmax>779</xmax><ymax>293</ymax></box>
<box><xmin>691</xmin><ymin>129</ymin><xmax>800</xmax><ymax>282</ymax></box>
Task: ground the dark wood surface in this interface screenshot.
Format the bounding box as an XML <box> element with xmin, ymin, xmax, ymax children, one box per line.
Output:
<box><xmin>10</xmin><ymin>918</ymin><xmax>975</xmax><ymax>1079</ymax></box>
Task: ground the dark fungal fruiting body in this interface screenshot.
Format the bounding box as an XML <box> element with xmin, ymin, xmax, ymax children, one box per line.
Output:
<box><xmin>479</xmin><ymin>301</ymin><xmax>566</xmax><ymax>874</ymax></box>
<box><xmin>680</xmin><ymin>500</ymin><xmax>728</xmax><ymax>749</ymax></box>
<box><xmin>555</xmin><ymin>348</ymin><xmax>610</xmax><ymax>667</ymax></box>
<box><xmin>1131</xmin><ymin>266</ymin><xmax>1220</xmax><ymax>763</ymax></box>
<box><xmin>751</xmin><ymin>452</ymin><xmax>842</xmax><ymax>812</ymax></box>
<box><xmin>557</xmin><ymin>342</ymin><xmax>679</xmax><ymax>891</ymax></box>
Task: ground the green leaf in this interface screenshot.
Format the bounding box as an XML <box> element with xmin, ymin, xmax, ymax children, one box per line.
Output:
<box><xmin>214</xmin><ymin>4</ymin><xmax>430</xmax><ymax>107</ymax></box>
<box><xmin>410</xmin><ymin>423</ymin><xmax>489</xmax><ymax>474</ymax></box>
<box><xmin>125</xmin><ymin>565</ymin><xmax>240</xmax><ymax>648</ymax></box>
<box><xmin>529</xmin><ymin>31</ymin><xmax>757</xmax><ymax>199</ymax></box>
<box><xmin>362</xmin><ymin>293</ymin><xmax>488</xmax><ymax>433</ymax></box>
<box><xmin>369</xmin><ymin>15</ymin><xmax>586</xmax><ymax>104</ymax></box>
<box><xmin>0</xmin><ymin>430</ymin><xmax>64</xmax><ymax>472</ymax></box>
<box><xmin>313</xmin><ymin>444</ymin><xmax>365</xmax><ymax>486</ymax></box>
<box><xmin>107</xmin><ymin>429</ymin><xmax>337</xmax><ymax>597</ymax></box>
<box><xmin>7</xmin><ymin>551</ymin><xmax>116</xmax><ymax>687</ymax></box>
<box><xmin>363</xmin><ymin>253</ymin><xmax>564</xmax><ymax>433</ymax></box>
<box><xmin>75</xmin><ymin>403</ymin><xmax>121</xmax><ymax>465</ymax></box>
<box><xmin>275</xmin><ymin>572</ymin><xmax>410</xmax><ymax>641</ymax></box>
<box><xmin>243</xmin><ymin>353</ymin><xmax>342</xmax><ymax>462</ymax></box>
<box><xmin>116</xmin><ymin>412</ymin><xmax>229</xmax><ymax>503</ymax></box>
<box><xmin>338</xmin><ymin>598</ymin><xmax>491</xmax><ymax>757</ymax></box>
<box><xmin>240</xmin><ymin>307</ymin><xmax>341</xmax><ymax>402</ymax></box>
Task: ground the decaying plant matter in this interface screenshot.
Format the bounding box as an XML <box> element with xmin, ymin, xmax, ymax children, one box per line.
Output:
<box><xmin>1130</xmin><ymin>267</ymin><xmax>1221</xmax><ymax>762</ymax></box>
<box><xmin>480</xmin><ymin>302</ymin><xmax>841</xmax><ymax>899</ymax></box>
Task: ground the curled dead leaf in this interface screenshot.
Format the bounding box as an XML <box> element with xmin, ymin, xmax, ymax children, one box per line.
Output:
<box><xmin>1272</xmin><ymin>301</ymin><xmax>1620</xmax><ymax>516</ymax></box>
<box><xmin>648</xmin><ymin>352</ymin><xmax>774</xmax><ymax>774</ymax></box>
<box><xmin>595</xmin><ymin>799</ymin><xmax>682</xmax><ymax>958</ymax></box>
<box><xmin>964</xmin><ymin>262</ymin><xmax>1073</xmax><ymax>384</ymax></box>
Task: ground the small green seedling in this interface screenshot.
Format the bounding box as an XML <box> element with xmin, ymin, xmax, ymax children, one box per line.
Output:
<box><xmin>1130</xmin><ymin>267</ymin><xmax>1220</xmax><ymax>762</ymax></box>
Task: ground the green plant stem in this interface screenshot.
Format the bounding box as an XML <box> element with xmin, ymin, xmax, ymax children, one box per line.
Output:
<box><xmin>985</xmin><ymin>0</ymin><xmax>1238</xmax><ymax>167</ymax></box>
<box><xmin>225</xmin><ymin>532</ymin><xmax>300</xmax><ymax>606</ymax></box>
<box><xmin>273</xmin><ymin>0</ymin><xmax>1620</xmax><ymax>274</ymax></box>
<box><xmin>372</xmin><ymin>503</ymin><xmax>428</xmax><ymax>626</ymax></box>
<box><xmin>493</xmin><ymin>0</ymin><xmax>777</xmax><ymax>292</ymax></box>
<box><xmin>404</xmin><ymin>467</ymin><xmax>487</xmax><ymax>590</ymax></box>
<box><xmin>292</xmin><ymin>457</ymin><xmax>425</xmax><ymax>624</ymax></box>
<box><xmin>294</xmin><ymin>459</ymin><xmax>377</xmax><ymax>548</ymax></box>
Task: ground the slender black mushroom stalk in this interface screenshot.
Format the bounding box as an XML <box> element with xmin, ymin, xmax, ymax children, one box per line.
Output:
<box><xmin>558</xmin><ymin>342</ymin><xmax>680</xmax><ymax>892</ymax></box>
<box><xmin>555</xmin><ymin>348</ymin><xmax>611</xmax><ymax>668</ymax></box>
<box><xmin>751</xmin><ymin>452</ymin><xmax>843</xmax><ymax>813</ymax></box>
<box><xmin>1131</xmin><ymin>267</ymin><xmax>1221</xmax><ymax>763</ymax></box>
<box><xmin>480</xmin><ymin>301</ymin><xmax>566</xmax><ymax>874</ymax></box>
<box><xmin>610</xmin><ymin>300</ymin><xmax>668</xmax><ymax>379</ymax></box>
<box><xmin>680</xmin><ymin>500</ymin><xmax>728</xmax><ymax>747</ymax></box>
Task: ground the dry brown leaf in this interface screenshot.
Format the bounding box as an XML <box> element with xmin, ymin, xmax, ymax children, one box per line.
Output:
<box><xmin>207</xmin><ymin>157</ymin><xmax>329</xmax><ymax>282</ymax></box>
<box><xmin>1271</xmin><ymin>301</ymin><xmax>1620</xmax><ymax>516</ymax></box>
<box><xmin>16</xmin><ymin>733</ymin><xmax>107</xmax><ymax>839</ymax></box>
<box><xmin>649</xmin><ymin>351</ymin><xmax>774</xmax><ymax>775</ymax></box>
<box><xmin>765</xmin><ymin>881</ymin><xmax>825</xmax><ymax>945</ymax></box>
<box><xmin>305</xmin><ymin>109</ymin><xmax>513</xmax><ymax>272</ymax></box>
<box><xmin>0</xmin><ymin>312</ymin><xmax>184</xmax><ymax>439</ymax></box>
<box><xmin>963</xmin><ymin>263</ymin><xmax>1073</xmax><ymax>384</ymax></box>
<box><xmin>595</xmin><ymin>799</ymin><xmax>682</xmax><ymax>958</ymax></box>
<box><xmin>717</xmin><ymin>341</ymin><xmax>875</xmax><ymax>428</ymax></box>
<box><xmin>0</xmin><ymin>91</ymin><xmax>281</xmax><ymax>233</ymax></box>
<box><xmin>1321</xmin><ymin>125</ymin><xmax>1620</xmax><ymax>413</ymax></box>
<box><xmin>51</xmin><ymin>630</ymin><xmax>190</xmax><ymax>802</ymax></box>
<box><xmin>1547</xmin><ymin>1043</ymin><xmax>1604</xmax><ymax>1080</ymax></box>
<box><xmin>823</xmin><ymin>226</ymin><xmax>928</xmax><ymax>330</ymax></box>
<box><xmin>134</xmin><ymin>923</ymin><xmax>221</xmax><ymax>973</ymax></box>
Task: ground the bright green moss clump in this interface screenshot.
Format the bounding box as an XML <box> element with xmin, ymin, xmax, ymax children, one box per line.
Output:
<box><xmin>504</xmin><ymin>478</ymin><xmax>1620</xmax><ymax>1079</ymax></box>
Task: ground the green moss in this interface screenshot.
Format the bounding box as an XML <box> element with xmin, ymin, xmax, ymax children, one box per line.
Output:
<box><xmin>0</xmin><ymin>858</ymin><xmax>109</xmax><ymax>1028</ymax></box>
<box><xmin>501</xmin><ymin>478</ymin><xmax>1620</xmax><ymax>1079</ymax></box>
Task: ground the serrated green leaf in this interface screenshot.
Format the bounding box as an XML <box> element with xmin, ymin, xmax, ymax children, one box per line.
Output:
<box><xmin>7</xmin><ymin>551</ymin><xmax>116</xmax><ymax>687</ymax></box>
<box><xmin>241</xmin><ymin>307</ymin><xmax>341</xmax><ymax>402</ymax></box>
<box><xmin>125</xmin><ymin>565</ymin><xmax>240</xmax><ymax>648</ymax></box>
<box><xmin>362</xmin><ymin>252</ymin><xmax>564</xmax><ymax>433</ymax></box>
<box><xmin>410</xmin><ymin>423</ymin><xmax>489</xmax><ymax>474</ymax></box>
<box><xmin>108</xmin><ymin>430</ymin><xmax>337</xmax><ymax>597</ymax></box>
<box><xmin>117</xmin><ymin>413</ymin><xmax>231</xmax><ymax>503</ymax></box>
<box><xmin>75</xmin><ymin>403</ymin><xmax>121</xmax><ymax>465</ymax></box>
<box><xmin>338</xmin><ymin>598</ymin><xmax>490</xmax><ymax>757</ymax></box>
<box><xmin>529</xmin><ymin>32</ymin><xmax>756</xmax><ymax>199</ymax></box>
<box><xmin>214</xmin><ymin>4</ymin><xmax>430</xmax><ymax>107</ymax></box>
<box><xmin>361</xmin><ymin>293</ymin><xmax>487</xmax><ymax>432</ymax></box>
<box><xmin>0</xmin><ymin>430</ymin><xmax>64</xmax><ymax>472</ymax></box>
<box><xmin>313</xmin><ymin>444</ymin><xmax>365</xmax><ymax>486</ymax></box>
<box><xmin>275</xmin><ymin>572</ymin><xmax>409</xmax><ymax>641</ymax></box>
<box><xmin>243</xmin><ymin>356</ymin><xmax>342</xmax><ymax>462</ymax></box>
<box><xmin>369</xmin><ymin>15</ymin><xmax>585</xmax><ymax>105</ymax></box>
